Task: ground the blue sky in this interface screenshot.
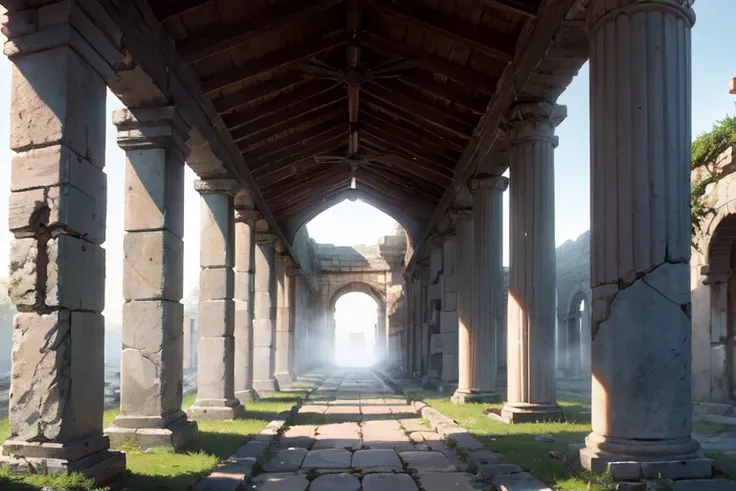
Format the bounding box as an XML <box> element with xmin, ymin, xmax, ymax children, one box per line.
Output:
<box><xmin>0</xmin><ymin>1</ymin><xmax>734</xmax><ymax>325</ymax></box>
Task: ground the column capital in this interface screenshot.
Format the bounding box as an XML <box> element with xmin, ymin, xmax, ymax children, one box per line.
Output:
<box><xmin>113</xmin><ymin>106</ymin><xmax>190</xmax><ymax>157</ymax></box>
<box><xmin>448</xmin><ymin>207</ymin><xmax>473</xmax><ymax>226</ymax></box>
<box><xmin>234</xmin><ymin>207</ymin><xmax>260</xmax><ymax>223</ymax></box>
<box><xmin>256</xmin><ymin>232</ymin><xmax>278</xmax><ymax>244</ymax></box>
<box><xmin>587</xmin><ymin>0</ymin><xmax>695</xmax><ymax>35</ymax></box>
<box><xmin>508</xmin><ymin>102</ymin><xmax>567</xmax><ymax>146</ymax></box>
<box><xmin>194</xmin><ymin>178</ymin><xmax>240</xmax><ymax>196</ymax></box>
<box><xmin>469</xmin><ymin>175</ymin><xmax>508</xmax><ymax>194</ymax></box>
<box><xmin>701</xmin><ymin>264</ymin><xmax>732</xmax><ymax>285</ymax></box>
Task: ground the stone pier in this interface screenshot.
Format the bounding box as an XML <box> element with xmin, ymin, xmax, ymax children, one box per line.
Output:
<box><xmin>253</xmin><ymin>233</ymin><xmax>279</xmax><ymax>392</ymax></box>
<box><xmin>0</xmin><ymin>2</ymin><xmax>125</xmax><ymax>478</ymax></box>
<box><xmin>578</xmin><ymin>0</ymin><xmax>709</xmax><ymax>477</ymax></box>
<box><xmin>233</xmin><ymin>194</ymin><xmax>258</xmax><ymax>403</ymax></box>
<box><xmin>105</xmin><ymin>107</ymin><xmax>198</xmax><ymax>450</ymax></box>
<box><xmin>501</xmin><ymin>102</ymin><xmax>565</xmax><ymax>423</ymax></box>
<box><xmin>275</xmin><ymin>248</ymin><xmax>295</xmax><ymax>389</ymax></box>
<box><xmin>187</xmin><ymin>179</ymin><xmax>246</xmax><ymax>420</ymax></box>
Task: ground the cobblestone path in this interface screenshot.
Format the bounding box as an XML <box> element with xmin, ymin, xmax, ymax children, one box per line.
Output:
<box><xmin>249</xmin><ymin>368</ymin><xmax>489</xmax><ymax>490</ymax></box>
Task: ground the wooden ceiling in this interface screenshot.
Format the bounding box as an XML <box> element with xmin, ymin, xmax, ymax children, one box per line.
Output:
<box><xmin>148</xmin><ymin>0</ymin><xmax>543</xmax><ymax>241</ymax></box>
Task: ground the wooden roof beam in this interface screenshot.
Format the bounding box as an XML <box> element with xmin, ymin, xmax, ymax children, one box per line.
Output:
<box><xmin>478</xmin><ymin>0</ymin><xmax>538</xmax><ymax>18</ymax></box>
<box><xmin>243</xmin><ymin>119</ymin><xmax>345</xmax><ymax>163</ymax></box>
<box><xmin>361</xmin><ymin>164</ymin><xmax>442</xmax><ymax>202</ymax></box>
<box><xmin>253</xmin><ymin>138</ymin><xmax>347</xmax><ymax>181</ymax></box>
<box><xmin>358</xmin><ymin>142</ymin><xmax>451</xmax><ymax>188</ymax></box>
<box><xmin>357</xmin><ymin>174</ymin><xmax>436</xmax><ymax>211</ymax></box>
<box><xmin>360</xmin><ymin>121</ymin><xmax>455</xmax><ymax>167</ymax></box>
<box><xmin>373</xmin><ymin>0</ymin><xmax>516</xmax><ymax>61</ymax></box>
<box><xmin>274</xmin><ymin>186</ymin><xmax>349</xmax><ymax>218</ymax></box>
<box><xmin>356</xmin><ymin>184</ymin><xmax>432</xmax><ymax>218</ymax></box>
<box><xmin>361</xmin><ymin>106</ymin><xmax>464</xmax><ymax>152</ymax></box>
<box><xmin>201</xmin><ymin>32</ymin><xmax>347</xmax><ymax>95</ymax></box>
<box><xmin>152</xmin><ymin>0</ymin><xmax>211</xmax><ymax>22</ymax></box>
<box><xmin>178</xmin><ymin>0</ymin><xmax>346</xmax><ymax>63</ymax></box>
<box><xmin>212</xmin><ymin>73</ymin><xmax>305</xmax><ymax>114</ymax></box>
<box><xmin>249</xmin><ymin>128</ymin><xmax>345</xmax><ymax>170</ymax></box>
<box><xmin>360</xmin><ymin>111</ymin><xmax>460</xmax><ymax>159</ymax></box>
<box><xmin>372</xmin><ymin>77</ymin><xmax>478</xmax><ymax>124</ymax></box>
<box><xmin>362</xmin><ymin>32</ymin><xmax>497</xmax><ymax>93</ymax></box>
<box><xmin>360</xmin><ymin>134</ymin><xmax>454</xmax><ymax>179</ymax></box>
<box><xmin>266</xmin><ymin>169</ymin><xmax>349</xmax><ymax>203</ymax></box>
<box><xmin>237</xmin><ymin>106</ymin><xmax>345</xmax><ymax>148</ymax></box>
<box><xmin>361</xmin><ymin>159</ymin><xmax>447</xmax><ymax>195</ymax></box>
<box><xmin>398</xmin><ymin>70</ymin><xmax>489</xmax><ymax>115</ymax></box>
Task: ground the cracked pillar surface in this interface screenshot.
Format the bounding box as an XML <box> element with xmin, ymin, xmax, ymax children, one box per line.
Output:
<box><xmin>0</xmin><ymin>2</ymin><xmax>126</xmax><ymax>479</ymax></box>
<box><xmin>467</xmin><ymin>175</ymin><xmax>507</xmax><ymax>402</ymax></box>
<box><xmin>502</xmin><ymin>102</ymin><xmax>565</xmax><ymax>423</ymax></box>
<box><xmin>253</xmin><ymin>233</ymin><xmax>278</xmax><ymax>392</ymax></box>
<box><xmin>275</xmin><ymin>248</ymin><xmax>296</xmax><ymax>389</ymax></box>
<box><xmin>579</xmin><ymin>0</ymin><xmax>707</xmax><ymax>476</ymax></box>
<box><xmin>106</xmin><ymin>107</ymin><xmax>198</xmax><ymax>450</ymax></box>
<box><xmin>451</xmin><ymin>209</ymin><xmax>481</xmax><ymax>404</ymax></box>
<box><xmin>233</xmin><ymin>199</ymin><xmax>258</xmax><ymax>403</ymax></box>
<box><xmin>187</xmin><ymin>179</ymin><xmax>246</xmax><ymax>420</ymax></box>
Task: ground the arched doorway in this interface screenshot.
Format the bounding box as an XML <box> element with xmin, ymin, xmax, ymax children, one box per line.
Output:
<box><xmin>560</xmin><ymin>291</ymin><xmax>591</xmax><ymax>377</ymax></box>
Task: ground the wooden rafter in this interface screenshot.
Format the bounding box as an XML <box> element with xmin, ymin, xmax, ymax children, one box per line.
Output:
<box><xmin>266</xmin><ymin>169</ymin><xmax>349</xmax><ymax>203</ymax></box>
<box><xmin>243</xmin><ymin>119</ymin><xmax>344</xmax><ymax>162</ymax></box>
<box><xmin>253</xmin><ymin>138</ymin><xmax>347</xmax><ymax>181</ymax></box>
<box><xmin>361</xmin><ymin>106</ymin><xmax>464</xmax><ymax>153</ymax></box>
<box><xmin>201</xmin><ymin>33</ymin><xmax>347</xmax><ymax>95</ymax></box>
<box><xmin>240</xmin><ymin>110</ymin><xmax>344</xmax><ymax>152</ymax></box>
<box><xmin>152</xmin><ymin>0</ymin><xmax>211</xmax><ymax>22</ymax></box>
<box><xmin>397</xmin><ymin>70</ymin><xmax>489</xmax><ymax>115</ymax></box>
<box><xmin>361</xmin><ymin>158</ymin><xmax>447</xmax><ymax>194</ymax></box>
<box><xmin>360</xmin><ymin>134</ymin><xmax>454</xmax><ymax>179</ymax></box>
<box><xmin>275</xmin><ymin>185</ymin><xmax>350</xmax><ymax>218</ymax></box>
<box><xmin>357</xmin><ymin>173</ymin><xmax>436</xmax><ymax>210</ymax></box>
<box><xmin>362</xmin><ymin>32</ymin><xmax>497</xmax><ymax>93</ymax></box>
<box><xmin>248</xmin><ymin>128</ymin><xmax>345</xmax><ymax>170</ymax></box>
<box><xmin>361</xmin><ymin>122</ymin><xmax>454</xmax><ymax>167</ymax></box>
<box><xmin>223</xmin><ymin>81</ymin><xmax>341</xmax><ymax>130</ymax></box>
<box><xmin>236</xmin><ymin>106</ymin><xmax>344</xmax><ymax>147</ymax></box>
<box><xmin>360</xmin><ymin>111</ymin><xmax>460</xmax><ymax>158</ymax></box>
<box><xmin>361</xmin><ymin>164</ymin><xmax>442</xmax><ymax>202</ymax></box>
<box><xmin>478</xmin><ymin>0</ymin><xmax>538</xmax><ymax>18</ymax></box>
<box><xmin>178</xmin><ymin>0</ymin><xmax>346</xmax><ymax>63</ymax></box>
<box><xmin>347</xmin><ymin>0</ymin><xmax>362</xmax><ymax>155</ymax></box>
<box><xmin>357</xmin><ymin>183</ymin><xmax>432</xmax><ymax>217</ymax></box>
<box><xmin>212</xmin><ymin>73</ymin><xmax>305</xmax><ymax>114</ymax></box>
<box><xmin>374</xmin><ymin>0</ymin><xmax>515</xmax><ymax>61</ymax></box>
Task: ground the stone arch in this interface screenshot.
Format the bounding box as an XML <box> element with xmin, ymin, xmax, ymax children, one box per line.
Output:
<box><xmin>706</xmin><ymin>208</ymin><xmax>736</xmax><ymax>273</ymax></box>
<box><xmin>329</xmin><ymin>281</ymin><xmax>386</xmax><ymax>312</ymax></box>
<box><xmin>557</xmin><ymin>285</ymin><xmax>591</xmax><ymax>378</ymax></box>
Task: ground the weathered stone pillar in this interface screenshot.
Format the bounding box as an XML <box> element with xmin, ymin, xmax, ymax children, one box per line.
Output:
<box><xmin>580</xmin><ymin>306</ymin><xmax>591</xmax><ymax>375</ymax></box>
<box><xmin>106</xmin><ymin>107</ymin><xmax>198</xmax><ymax>450</ymax></box>
<box><xmin>0</xmin><ymin>2</ymin><xmax>125</xmax><ymax>478</ymax></box>
<box><xmin>253</xmin><ymin>233</ymin><xmax>278</xmax><ymax>392</ymax></box>
<box><xmin>468</xmin><ymin>175</ymin><xmax>508</xmax><ymax>402</ymax></box>
<box><xmin>579</xmin><ymin>0</ymin><xmax>708</xmax><ymax>476</ymax></box>
<box><xmin>451</xmin><ymin>209</ymin><xmax>477</xmax><ymax>403</ymax></box>
<box><xmin>501</xmin><ymin>102</ymin><xmax>565</xmax><ymax>423</ymax></box>
<box><xmin>275</xmin><ymin>249</ymin><xmax>296</xmax><ymax>389</ymax></box>
<box><xmin>567</xmin><ymin>312</ymin><xmax>582</xmax><ymax>376</ymax></box>
<box><xmin>187</xmin><ymin>179</ymin><xmax>246</xmax><ymax>420</ymax></box>
<box><xmin>233</xmin><ymin>198</ymin><xmax>258</xmax><ymax>403</ymax></box>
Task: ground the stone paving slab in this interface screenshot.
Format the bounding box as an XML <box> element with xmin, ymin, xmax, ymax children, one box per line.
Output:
<box><xmin>262</xmin><ymin>447</ymin><xmax>307</xmax><ymax>472</ymax></box>
<box><xmin>417</xmin><ymin>471</ymin><xmax>492</xmax><ymax>491</ymax></box>
<box><xmin>362</xmin><ymin>473</ymin><xmax>419</xmax><ymax>491</ymax></box>
<box><xmin>248</xmin><ymin>473</ymin><xmax>309</xmax><ymax>491</ymax></box>
<box><xmin>351</xmin><ymin>448</ymin><xmax>403</xmax><ymax>471</ymax></box>
<box><xmin>490</xmin><ymin>471</ymin><xmax>552</xmax><ymax>491</ymax></box>
<box><xmin>279</xmin><ymin>426</ymin><xmax>316</xmax><ymax>449</ymax></box>
<box><xmin>399</xmin><ymin>450</ymin><xmax>458</xmax><ymax>472</ymax></box>
<box><xmin>301</xmin><ymin>449</ymin><xmax>352</xmax><ymax>469</ymax></box>
<box><xmin>309</xmin><ymin>473</ymin><xmax>360</xmax><ymax>491</ymax></box>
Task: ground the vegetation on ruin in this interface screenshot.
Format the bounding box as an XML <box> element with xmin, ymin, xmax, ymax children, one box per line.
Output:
<box><xmin>691</xmin><ymin>114</ymin><xmax>736</xmax><ymax>242</ymax></box>
<box><xmin>0</xmin><ymin>391</ymin><xmax>307</xmax><ymax>491</ymax></box>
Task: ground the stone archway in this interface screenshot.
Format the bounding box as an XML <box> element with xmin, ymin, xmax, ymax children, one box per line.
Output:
<box><xmin>560</xmin><ymin>290</ymin><xmax>591</xmax><ymax>377</ymax></box>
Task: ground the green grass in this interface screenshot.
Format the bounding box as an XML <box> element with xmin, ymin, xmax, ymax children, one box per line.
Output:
<box><xmin>413</xmin><ymin>391</ymin><xmax>616</xmax><ymax>491</ymax></box>
<box><xmin>0</xmin><ymin>391</ymin><xmax>307</xmax><ymax>491</ymax></box>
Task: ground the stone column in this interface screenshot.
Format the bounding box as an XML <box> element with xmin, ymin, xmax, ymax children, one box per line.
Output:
<box><xmin>0</xmin><ymin>2</ymin><xmax>125</xmax><ymax>477</ymax></box>
<box><xmin>106</xmin><ymin>107</ymin><xmax>198</xmax><ymax>450</ymax></box>
<box><xmin>187</xmin><ymin>180</ymin><xmax>246</xmax><ymax>420</ymax></box>
<box><xmin>233</xmin><ymin>201</ymin><xmax>258</xmax><ymax>403</ymax></box>
<box><xmin>501</xmin><ymin>102</ymin><xmax>565</xmax><ymax>423</ymax></box>
<box><xmin>469</xmin><ymin>175</ymin><xmax>508</xmax><ymax>402</ymax></box>
<box><xmin>451</xmin><ymin>209</ymin><xmax>477</xmax><ymax>403</ymax></box>
<box><xmin>579</xmin><ymin>0</ymin><xmax>708</xmax><ymax>477</ymax></box>
<box><xmin>567</xmin><ymin>312</ymin><xmax>582</xmax><ymax>376</ymax></box>
<box><xmin>580</xmin><ymin>306</ymin><xmax>591</xmax><ymax>375</ymax></box>
<box><xmin>253</xmin><ymin>233</ymin><xmax>278</xmax><ymax>392</ymax></box>
<box><xmin>275</xmin><ymin>250</ymin><xmax>296</xmax><ymax>389</ymax></box>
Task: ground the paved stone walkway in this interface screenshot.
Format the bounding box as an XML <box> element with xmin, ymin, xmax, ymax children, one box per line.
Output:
<box><xmin>248</xmin><ymin>368</ymin><xmax>489</xmax><ymax>490</ymax></box>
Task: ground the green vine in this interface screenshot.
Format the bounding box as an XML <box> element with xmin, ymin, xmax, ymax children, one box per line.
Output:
<box><xmin>691</xmin><ymin>113</ymin><xmax>736</xmax><ymax>247</ymax></box>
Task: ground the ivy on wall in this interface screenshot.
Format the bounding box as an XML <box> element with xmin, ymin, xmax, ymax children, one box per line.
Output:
<box><xmin>691</xmin><ymin>114</ymin><xmax>736</xmax><ymax>243</ymax></box>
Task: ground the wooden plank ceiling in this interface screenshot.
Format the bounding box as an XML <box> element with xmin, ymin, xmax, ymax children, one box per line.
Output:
<box><xmin>148</xmin><ymin>0</ymin><xmax>541</xmax><ymax>242</ymax></box>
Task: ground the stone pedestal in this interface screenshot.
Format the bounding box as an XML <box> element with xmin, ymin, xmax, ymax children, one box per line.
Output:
<box><xmin>105</xmin><ymin>107</ymin><xmax>198</xmax><ymax>450</ymax></box>
<box><xmin>187</xmin><ymin>179</ymin><xmax>246</xmax><ymax>420</ymax></box>
<box><xmin>234</xmin><ymin>202</ymin><xmax>258</xmax><ymax>403</ymax></box>
<box><xmin>0</xmin><ymin>2</ymin><xmax>125</xmax><ymax>479</ymax></box>
<box><xmin>275</xmin><ymin>250</ymin><xmax>296</xmax><ymax>390</ymax></box>
<box><xmin>576</xmin><ymin>0</ymin><xmax>707</xmax><ymax>478</ymax></box>
<box><xmin>501</xmin><ymin>102</ymin><xmax>565</xmax><ymax>423</ymax></box>
<box><xmin>253</xmin><ymin>233</ymin><xmax>279</xmax><ymax>392</ymax></box>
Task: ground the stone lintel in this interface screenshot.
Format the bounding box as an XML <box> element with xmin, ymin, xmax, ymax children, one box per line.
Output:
<box><xmin>468</xmin><ymin>175</ymin><xmax>508</xmax><ymax>194</ymax></box>
<box><xmin>256</xmin><ymin>232</ymin><xmax>279</xmax><ymax>245</ymax></box>
<box><xmin>586</xmin><ymin>0</ymin><xmax>696</xmax><ymax>36</ymax></box>
<box><xmin>113</xmin><ymin>106</ymin><xmax>190</xmax><ymax>155</ymax></box>
<box><xmin>701</xmin><ymin>264</ymin><xmax>732</xmax><ymax>285</ymax></box>
<box><xmin>194</xmin><ymin>178</ymin><xmax>239</xmax><ymax>196</ymax></box>
<box><xmin>234</xmin><ymin>207</ymin><xmax>260</xmax><ymax>223</ymax></box>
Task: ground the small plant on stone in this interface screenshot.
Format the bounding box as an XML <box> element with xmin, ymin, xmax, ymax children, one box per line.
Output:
<box><xmin>305</xmin><ymin>468</ymin><xmax>321</xmax><ymax>481</ymax></box>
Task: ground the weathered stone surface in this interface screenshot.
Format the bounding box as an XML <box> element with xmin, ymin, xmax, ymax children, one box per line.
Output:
<box><xmin>417</xmin><ymin>472</ymin><xmax>490</xmax><ymax>491</ymax></box>
<box><xmin>250</xmin><ymin>474</ymin><xmax>309</xmax><ymax>491</ymax></box>
<box><xmin>262</xmin><ymin>447</ymin><xmax>307</xmax><ymax>472</ymax></box>
<box><xmin>362</xmin><ymin>473</ymin><xmax>418</xmax><ymax>491</ymax></box>
<box><xmin>607</xmin><ymin>461</ymin><xmax>642</xmax><ymax>481</ymax></box>
<box><xmin>199</xmin><ymin>299</ymin><xmax>235</xmax><ymax>338</ymax></box>
<box><xmin>477</xmin><ymin>463</ymin><xmax>524</xmax><ymax>478</ymax></box>
<box><xmin>301</xmin><ymin>449</ymin><xmax>352</xmax><ymax>469</ymax></box>
<box><xmin>640</xmin><ymin>458</ymin><xmax>712</xmax><ymax>480</ymax></box>
<box><xmin>671</xmin><ymin>479</ymin><xmax>736</xmax><ymax>490</ymax></box>
<box><xmin>309</xmin><ymin>473</ymin><xmax>360</xmax><ymax>491</ymax></box>
<box><xmin>46</xmin><ymin>235</ymin><xmax>105</xmax><ymax>311</ymax></box>
<box><xmin>351</xmin><ymin>449</ymin><xmax>402</xmax><ymax>470</ymax></box>
<box><xmin>279</xmin><ymin>425</ymin><xmax>316</xmax><ymax>449</ymax></box>
<box><xmin>491</xmin><ymin>471</ymin><xmax>552</xmax><ymax>491</ymax></box>
<box><xmin>399</xmin><ymin>451</ymin><xmax>457</xmax><ymax>472</ymax></box>
<box><xmin>468</xmin><ymin>449</ymin><xmax>507</xmax><ymax>465</ymax></box>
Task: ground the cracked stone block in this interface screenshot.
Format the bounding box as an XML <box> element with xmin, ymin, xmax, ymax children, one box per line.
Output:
<box><xmin>11</xmin><ymin>47</ymin><xmax>106</xmax><ymax>164</ymax></box>
<box><xmin>253</xmin><ymin>317</ymin><xmax>274</xmax><ymax>347</ymax></box>
<box><xmin>200</xmin><ymin>193</ymin><xmax>233</xmax><ymax>268</ymax></box>
<box><xmin>199</xmin><ymin>299</ymin><xmax>235</xmax><ymax>338</ymax></box>
<box><xmin>9</xmin><ymin>311</ymin><xmax>104</xmax><ymax>443</ymax></box>
<box><xmin>120</xmin><ymin>300</ymin><xmax>183</xmax><ymax>416</ymax></box>
<box><xmin>123</xmin><ymin>147</ymin><xmax>184</xmax><ymax>238</ymax></box>
<box><xmin>352</xmin><ymin>449</ymin><xmax>402</xmax><ymax>470</ymax></box>
<box><xmin>491</xmin><ymin>471</ymin><xmax>552</xmax><ymax>490</ymax></box>
<box><xmin>8</xmin><ymin>237</ymin><xmax>39</xmax><ymax>306</ymax></box>
<box><xmin>200</xmin><ymin>267</ymin><xmax>235</xmax><ymax>301</ymax></box>
<box><xmin>468</xmin><ymin>450</ymin><xmax>507</xmax><ymax>466</ymax></box>
<box><xmin>309</xmin><ymin>473</ymin><xmax>360</xmax><ymax>491</ymax></box>
<box><xmin>196</xmin><ymin>336</ymin><xmax>235</xmax><ymax>400</ymax></box>
<box><xmin>8</xmin><ymin>188</ymin><xmax>46</xmax><ymax>236</ymax></box>
<box><xmin>279</xmin><ymin>426</ymin><xmax>316</xmax><ymax>449</ymax></box>
<box><xmin>263</xmin><ymin>447</ymin><xmax>308</xmax><ymax>472</ymax></box>
<box><xmin>362</xmin><ymin>473</ymin><xmax>418</xmax><ymax>491</ymax></box>
<box><xmin>399</xmin><ymin>451</ymin><xmax>457</xmax><ymax>472</ymax></box>
<box><xmin>417</xmin><ymin>472</ymin><xmax>491</xmax><ymax>491</ymax></box>
<box><xmin>46</xmin><ymin>235</ymin><xmax>105</xmax><ymax>311</ymax></box>
<box><xmin>249</xmin><ymin>473</ymin><xmax>309</xmax><ymax>490</ymax></box>
<box><xmin>123</xmin><ymin>230</ymin><xmax>183</xmax><ymax>302</ymax></box>
<box><xmin>300</xmin><ymin>449</ymin><xmax>351</xmax><ymax>469</ymax></box>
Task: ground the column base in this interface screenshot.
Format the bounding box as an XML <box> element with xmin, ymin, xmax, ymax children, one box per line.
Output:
<box><xmin>578</xmin><ymin>433</ymin><xmax>711</xmax><ymax>480</ymax></box>
<box><xmin>498</xmin><ymin>403</ymin><xmax>565</xmax><ymax>423</ymax></box>
<box><xmin>275</xmin><ymin>371</ymin><xmax>294</xmax><ymax>390</ymax></box>
<box><xmin>253</xmin><ymin>378</ymin><xmax>279</xmax><ymax>393</ymax></box>
<box><xmin>186</xmin><ymin>398</ymin><xmax>247</xmax><ymax>421</ymax></box>
<box><xmin>235</xmin><ymin>389</ymin><xmax>258</xmax><ymax>403</ymax></box>
<box><xmin>0</xmin><ymin>436</ymin><xmax>125</xmax><ymax>483</ymax></box>
<box><xmin>451</xmin><ymin>389</ymin><xmax>502</xmax><ymax>404</ymax></box>
<box><xmin>106</xmin><ymin>411</ymin><xmax>199</xmax><ymax>451</ymax></box>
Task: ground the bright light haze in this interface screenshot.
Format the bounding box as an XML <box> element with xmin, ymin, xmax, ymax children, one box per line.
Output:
<box><xmin>0</xmin><ymin>1</ymin><xmax>734</xmax><ymax>327</ymax></box>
